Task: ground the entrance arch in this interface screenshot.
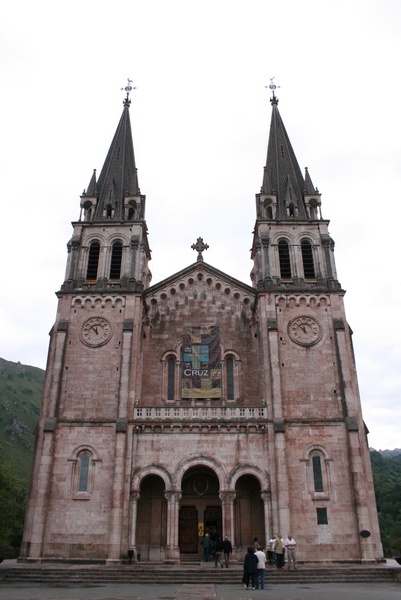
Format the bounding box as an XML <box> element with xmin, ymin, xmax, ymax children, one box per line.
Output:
<box><xmin>234</xmin><ymin>474</ymin><xmax>265</xmax><ymax>553</ymax></box>
<box><xmin>136</xmin><ymin>475</ymin><xmax>167</xmax><ymax>561</ymax></box>
<box><xmin>179</xmin><ymin>466</ymin><xmax>221</xmax><ymax>555</ymax></box>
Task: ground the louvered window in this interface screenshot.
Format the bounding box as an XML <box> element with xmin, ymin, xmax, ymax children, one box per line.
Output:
<box><xmin>278</xmin><ymin>240</ymin><xmax>291</xmax><ymax>278</ymax></box>
<box><xmin>86</xmin><ymin>241</ymin><xmax>100</xmax><ymax>280</ymax></box>
<box><xmin>301</xmin><ymin>240</ymin><xmax>315</xmax><ymax>279</ymax></box>
<box><xmin>109</xmin><ymin>241</ymin><xmax>123</xmax><ymax>279</ymax></box>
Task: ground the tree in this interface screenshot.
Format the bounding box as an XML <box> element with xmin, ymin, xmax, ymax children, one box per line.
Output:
<box><xmin>370</xmin><ymin>450</ymin><xmax>401</xmax><ymax>554</ymax></box>
<box><xmin>0</xmin><ymin>446</ymin><xmax>28</xmax><ymax>557</ymax></box>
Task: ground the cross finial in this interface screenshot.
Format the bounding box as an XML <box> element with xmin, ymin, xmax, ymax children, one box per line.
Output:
<box><xmin>191</xmin><ymin>237</ymin><xmax>209</xmax><ymax>262</ymax></box>
<box><xmin>121</xmin><ymin>78</ymin><xmax>136</xmax><ymax>107</ymax></box>
<box><xmin>266</xmin><ymin>76</ymin><xmax>280</xmax><ymax>105</ymax></box>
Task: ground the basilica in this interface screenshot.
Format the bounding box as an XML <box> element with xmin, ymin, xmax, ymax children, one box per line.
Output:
<box><xmin>20</xmin><ymin>84</ymin><xmax>382</xmax><ymax>564</ymax></box>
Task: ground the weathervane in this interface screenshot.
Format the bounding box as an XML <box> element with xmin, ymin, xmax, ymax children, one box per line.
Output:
<box><xmin>266</xmin><ymin>76</ymin><xmax>280</xmax><ymax>105</ymax></box>
<box><xmin>191</xmin><ymin>237</ymin><xmax>209</xmax><ymax>262</ymax></box>
<box><xmin>121</xmin><ymin>78</ymin><xmax>136</xmax><ymax>106</ymax></box>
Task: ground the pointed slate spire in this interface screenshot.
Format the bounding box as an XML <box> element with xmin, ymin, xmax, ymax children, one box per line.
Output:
<box><xmin>86</xmin><ymin>169</ymin><xmax>97</xmax><ymax>196</ymax></box>
<box><xmin>93</xmin><ymin>91</ymin><xmax>140</xmax><ymax>220</ymax></box>
<box><xmin>304</xmin><ymin>167</ymin><xmax>316</xmax><ymax>195</ymax></box>
<box><xmin>261</xmin><ymin>87</ymin><xmax>307</xmax><ymax>219</ymax></box>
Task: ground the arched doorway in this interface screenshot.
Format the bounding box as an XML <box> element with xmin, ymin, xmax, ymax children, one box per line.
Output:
<box><xmin>136</xmin><ymin>475</ymin><xmax>167</xmax><ymax>561</ymax></box>
<box><xmin>179</xmin><ymin>466</ymin><xmax>221</xmax><ymax>554</ymax></box>
<box><xmin>234</xmin><ymin>474</ymin><xmax>265</xmax><ymax>552</ymax></box>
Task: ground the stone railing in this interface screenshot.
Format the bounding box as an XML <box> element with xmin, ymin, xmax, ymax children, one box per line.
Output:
<box><xmin>134</xmin><ymin>406</ymin><xmax>267</xmax><ymax>421</ymax></box>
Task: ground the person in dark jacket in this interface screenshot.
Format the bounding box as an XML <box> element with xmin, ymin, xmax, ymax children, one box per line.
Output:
<box><xmin>242</xmin><ymin>546</ymin><xmax>258</xmax><ymax>589</ymax></box>
<box><xmin>201</xmin><ymin>533</ymin><xmax>211</xmax><ymax>562</ymax></box>
<box><xmin>214</xmin><ymin>536</ymin><xmax>224</xmax><ymax>568</ymax></box>
<box><xmin>222</xmin><ymin>536</ymin><xmax>232</xmax><ymax>568</ymax></box>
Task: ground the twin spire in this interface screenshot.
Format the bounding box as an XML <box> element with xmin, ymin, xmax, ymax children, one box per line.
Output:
<box><xmin>81</xmin><ymin>80</ymin><xmax>320</xmax><ymax>223</ymax></box>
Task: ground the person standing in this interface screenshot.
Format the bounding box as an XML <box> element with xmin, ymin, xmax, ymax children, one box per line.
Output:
<box><xmin>273</xmin><ymin>534</ymin><xmax>284</xmax><ymax>569</ymax></box>
<box><xmin>254</xmin><ymin>546</ymin><xmax>267</xmax><ymax>589</ymax></box>
<box><xmin>242</xmin><ymin>547</ymin><xmax>258</xmax><ymax>589</ymax></box>
<box><xmin>222</xmin><ymin>535</ymin><xmax>232</xmax><ymax>568</ymax></box>
<box><xmin>214</xmin><ymin>536</ymin><xmax>224</xmax><ymax>568</ymax></box>
<box><xmin>210</xmin><ymin>528</ymin><xmax>218</xmax><ymax>557</ymax></box>
<box><xmin>267</xmin><ymin>536</ymin><xmax>275</xmax><ymax>565</ymax></box>
<box><xmin>284</xmin><ymin>533</ymin><xmax>297</xmax><ymax>570</ymax></box>
<box><xmin>200</xmin><ymin>533</ymin><xmax>211</xmax><ymax>562</ymax></box>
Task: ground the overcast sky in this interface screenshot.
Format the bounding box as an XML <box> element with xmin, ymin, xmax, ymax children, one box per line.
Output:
<box><xmin>1</xmin><ymin>0</ymin><xmax>400</xmax><ymax>450</ymax></box>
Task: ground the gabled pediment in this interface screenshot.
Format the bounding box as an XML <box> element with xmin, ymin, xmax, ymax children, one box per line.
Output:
<box><xmin>144</xmin><ymin>261</ymin><xmax>256</xmax><ymax>321</ymax></box>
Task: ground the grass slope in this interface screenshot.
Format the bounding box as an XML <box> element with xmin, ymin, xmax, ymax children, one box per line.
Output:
<box><xmin>0</xmin><ymin>358</ymin><xmax>43</xmax><ymax>481</ymax></box>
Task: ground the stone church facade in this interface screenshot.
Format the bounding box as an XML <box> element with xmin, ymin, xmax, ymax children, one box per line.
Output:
<box><xmin>20</xmin><ymin>86</ymin><xmax>383</xmax><ymax>564</ymax></box>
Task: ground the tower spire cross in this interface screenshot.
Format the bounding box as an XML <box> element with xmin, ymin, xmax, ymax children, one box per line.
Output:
<box><xmin>121</xmin><ymin>78</ymin><xmax>136</xmax><ymax>107</ymax></box>
<box><xmin>191</xmin><ymin>237</ymin><xmax>209</xmax><ymax>262</ymax></box>
<box><xmin>266</xmin><ymin>76</ymin><xmax>280</xmax><ymax>105</ymax></box>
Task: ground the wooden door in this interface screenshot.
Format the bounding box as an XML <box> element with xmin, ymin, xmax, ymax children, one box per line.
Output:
<box><xmin>179</xmin><ymin>506</ymin><xmax>199</xmax><ymax>553</ymax></box>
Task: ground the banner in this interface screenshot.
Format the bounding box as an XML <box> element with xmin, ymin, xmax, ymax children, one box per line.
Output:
<box><xmin>182</xmin><ymin>326</ymin><xmax>221</xmax><ymax>398</ymax></box>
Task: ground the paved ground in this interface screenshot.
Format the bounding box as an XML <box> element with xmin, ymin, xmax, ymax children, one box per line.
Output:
<box><xmin>0</xmin><ymin>580</ymin><xmax>401</xmax><ymax>600</ymax></box>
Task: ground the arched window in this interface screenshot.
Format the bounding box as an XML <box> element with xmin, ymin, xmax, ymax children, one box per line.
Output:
<box><xmin>78</xmin><ymin>452</ymin><xmax>91</xmax><ymax>493</ymax></box>
<box><xmin>167</xmin><ymin>357</ymin><xmax>175</xmax><ymax>400</ymax></box>
<box><xmin>109</xmin><ymin>241</ymin><xmax>123</xmax><ymax>280</ymax></box>
<box><xmin>278</xmin><ymin>240</ymin><xmax>291</xmax><ymax>279</ymax></box>
<box><xmin>288</xmin><ymin>203</ymin><xmax>295</xmax><ymax>217</ymax></box>
<box><xmin>301</xmin><ymin>239</ymin><xmax>315</xmax><ymax>279</ymax></box>
<box><xmin>267</xmin><ymin>205</ymin><xmax>273</xmax><ymax>219</ymax></box>
<box><xmin>309</xmin><ymin>201</ymin><xmax>318</xmax><ymax>219</ymax></box>
<box><xmin>226</xmin><ymin>356</ymin><xmax>234</xmax><ymax>400</ymax></box>
<box><xmin>312</xmin><ymin>453</ymin><xmax>324</xmax><ymax>492</ymax></box>
<box><xmin>86</xmin><ymin>241</ymin><xmax>100</xmax><ymax>280</ymax></box>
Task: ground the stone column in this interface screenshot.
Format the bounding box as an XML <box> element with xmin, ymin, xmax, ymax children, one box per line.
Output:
<box><xmin>67</xmin><ymin>237</ymin><xmax>80</xmax><ymax>282</ymax></box>
<box><xmin>130</xmin><ymin>235</ymin><xmax>140</xmax><ymax>280</ymax></box>
<box><xmin>261</xmin><ymin>491</ymin><xmax>271</xmax><ymax>545</ymax></box>
<box><xmin>175</xmin><ymin>360</ymin><xmax>181</xmax><ymax>401</ymax></box>
<box><xmin>164</xmin><ymin>490</ymin><xmax>181</xmax><ymax>564</ymax></box>
<box><xmin>261</xmin><ymin>234</ymin><xmax>270</xmax><ymax>280</ymax></box>
<box><xmin>107</xmin><ymin>427</ymin><xmax>128</xmax><ymax>563</ymax></box>
<box><xmin>129</xmin><ymin>491</ymin><xmax>140</xmax><ymax>561</ymax></box>
<box><xmin>219</xmin><ymin>491</ymin><xmax>236</xmax><ymax>545</ymax></box>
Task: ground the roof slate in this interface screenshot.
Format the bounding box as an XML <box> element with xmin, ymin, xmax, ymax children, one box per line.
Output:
<box><xmin>94</xmin><ymin>102</ymin><xmax>140</xmax><ymax>220</ymax></box>
<box><xmin>261</xmin><ymin>102</ymin><xmax>308</xmax><ymax>219</ymax></box>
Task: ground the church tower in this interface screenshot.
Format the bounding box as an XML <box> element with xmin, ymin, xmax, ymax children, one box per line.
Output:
<box><xmin>21</xmin><ymin>83</ymin><xmax>382</xmax><ymax>564</ymax></box>
<box><xmin>250</xmin><ymin>82</ymin><xmax>382</xmax><ymax>562</ymax></box>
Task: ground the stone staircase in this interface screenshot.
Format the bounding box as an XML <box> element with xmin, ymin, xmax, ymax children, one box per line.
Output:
<box><xmin>1</xmin><ymin>563</ymin><xmax>400</xmax><ymax>585</ymax></box>
<box><xmin>179</xmin><ymin>553</ymin><xmax>201</xmax><ymax>565</ymax></box>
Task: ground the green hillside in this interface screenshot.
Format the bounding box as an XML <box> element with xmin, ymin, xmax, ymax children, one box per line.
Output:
<box><xmin>0</xmin><ymin>358</ymin><xmax>43</xmax><ymax>481</ymax></box>
<box><xmin>370</xmin><ymin>449</ymin><xmax>401</xmax><ymax>553</ymax></box>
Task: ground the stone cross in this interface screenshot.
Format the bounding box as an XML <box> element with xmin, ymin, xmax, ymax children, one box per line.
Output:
<box><xmin>191</xmin><ymin>237</ymin><xmax>209</xmax><ymax>262</ymax></box>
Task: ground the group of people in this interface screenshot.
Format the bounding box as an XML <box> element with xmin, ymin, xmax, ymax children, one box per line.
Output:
<box><xmin>200</xmin><ymin>532</ymin><xmax>233</xmax><ymax>567</ymax></box>
<box><xmin>242</xmin><ymin>534</ymin><xmax>297</xmax><ymax>590</ymax></box>
<box><xmin>200</xmin><ymin>530</ymin><xmax>297</xmax><ymax>590</ymax></box>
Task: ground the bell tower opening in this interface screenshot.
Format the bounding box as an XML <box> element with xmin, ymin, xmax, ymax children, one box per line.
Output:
<box><xmin>179</xmin><ymin>466</ymin><xmax>221</xmax><ymax>555</ymax></box>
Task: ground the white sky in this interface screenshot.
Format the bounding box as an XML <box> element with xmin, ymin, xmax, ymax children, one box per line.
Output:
<box><xmin>1</xmin><ymin>0</ymin><xmax>400</xmax><ymax>450</ymax></box>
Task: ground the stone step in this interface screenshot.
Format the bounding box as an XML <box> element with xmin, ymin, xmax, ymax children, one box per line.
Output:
<box><xmin>1</xmin><ymin>566</ymin><xmax>398</xmax><ymax>585</ymax></box>
<box><xmin>180</xmin><ymin>553</ymin><xmax>201</xmax><ymax>564</ymax></box>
